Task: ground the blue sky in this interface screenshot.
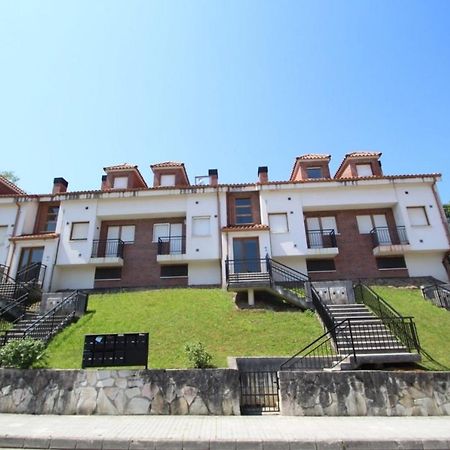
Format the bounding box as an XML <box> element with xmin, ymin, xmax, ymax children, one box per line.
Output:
<box><xmin>1</xmin><ymin>1</ymin><xmax>449</xmax><ymax>201</ymax></box>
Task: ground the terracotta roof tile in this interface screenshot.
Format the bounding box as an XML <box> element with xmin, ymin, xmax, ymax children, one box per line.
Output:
<box><xmin>150</xmin><ymin>161</ymin><xmax>185</xmax><ymax>168</ymax></box>
<box><xmin>296</xmin><ymin>154</ymin><xmax>331</xmax><ymax>160</ymax></box>
<box><xmin>0</xmin><ymin>176</ymin><xmax>26</xmax><ymax>195</ymax></box>
<box><xmin>344</xmin><ymin>151</ymin><xmax>382</xmax><ymax>158</ymax></box>
<box><xmin>222</xmin><ymin>224</ymin><xmax>270</xmax><ymax>232</ymax></box>
<box><xmin>103</xmin><ymin>163</ymin><xmax>138</xmax><ymax>171</ymax></box>
<box><xmin>10</xmin><ymin>233</ymin><xmax>59</xmax><ymax>241</ymax></box>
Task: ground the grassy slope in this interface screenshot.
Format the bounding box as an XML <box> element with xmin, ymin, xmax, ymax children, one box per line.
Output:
<box><xmin>45</xmin><ymin>289</ymin><xmax>323</xmax><ymax>369</ymax></box>
<box><xmin>372</xmin><ymin>286</ymin><xmax>450</xmax><ymax>369</ymax></box>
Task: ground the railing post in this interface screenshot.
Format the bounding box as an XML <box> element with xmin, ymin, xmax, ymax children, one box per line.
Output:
<box><xmin>347</xmin><ymin>320</ymin><xmax>357</xmax><ymax>364</ymax></box>
<box><xmin>266</xmin><ymin>255</ymin><xmax>272</xmax><ymax>283</ymax></box>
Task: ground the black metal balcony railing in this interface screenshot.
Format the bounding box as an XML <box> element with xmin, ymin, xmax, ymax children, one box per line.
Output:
<box><xmin>370</xmin><ymin>226</ymin><xmax>409</xmax><ymax>248</ymax></box>
<box><xmin>306</xmin><ymin>229</ymin><xmax>337</xmax><ymax>249</ymax></box>
<box><xmin>91</xmin><ymin>239</ymin><xmax>124</xmax><ymax>258</ymax></box>
<box><xmin>157</xmin><ymin>236</ymin><xmax>186</xmax><ymax>255</ymax></box>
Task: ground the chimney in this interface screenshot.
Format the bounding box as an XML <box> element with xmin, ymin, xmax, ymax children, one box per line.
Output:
<box><xmin>101</xmin><ymin>175</ymin><xmax>110</xmax><ymax>190</ymax></box>
<box><xmin>208</xmin><ymin>169</ymin><xmax>218</xmax><ymax>186</ymax></box>
<box><xmin>52</xmin><ymin>177</ymin><xmax>68</xmax><ymax>194</ymax></box>
<box><xmin>258</xmin><ymin>166</ymin><xmax>268</xmax><ymax>183</ymax></box>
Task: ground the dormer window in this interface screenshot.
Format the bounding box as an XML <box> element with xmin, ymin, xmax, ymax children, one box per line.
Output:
<box><xmin>306</xmin><ymin>167</ymin><xmax>323</xmax><ymax>179</ymax></box>
<box><xmin>160</xmin><ymin>174</ymin><xmax>176</xmax><ymax>187</ymax></box>
<box><xmin>113</xmin><ymin>176</ymin><xmax>128</xmax><ymax>189</ymax></box>
<box><xmin>356</xmin><ymin>164</ymin><xmax>373</xmax><ymax>177</ymax></box>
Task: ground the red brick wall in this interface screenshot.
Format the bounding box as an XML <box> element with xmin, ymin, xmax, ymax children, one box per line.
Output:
<box><xmin>94</xmin><ymin>218</ymin><xmax>188</xmax><ymax>289</ymax></box>
<box><xmin>226</xmin><ymin>192</ymin><xmax>261</xmax><ymax>226</ymax></box>
<box><xmin>305</xmin><ymin>208</ymin><xmax>409</xmax><ymax>281</ymax></box>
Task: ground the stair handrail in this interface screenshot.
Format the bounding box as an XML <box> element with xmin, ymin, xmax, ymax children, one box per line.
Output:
<box><xmin>310</xmin><ymin>287</ymin><xmax>336</xmax><ymax>333</ymax></box>
<box><xmin>268</xmin><ymin>258</ymin><xmax>310</xmax><ymax>282</ymax></box>
<box><xmin>422</xmin><ymin>284</ymin><xmax>450</xmax><ymax>310</ymax></box>
<box><xmin>22</xmin><ymin>290</ymin><xmax>80</xmax><ymax>342</ymax></box>
<box><xmin>280</xmin><ymin>319</ymin><xmax>356</xmax><ymax>371</ymax></box>
<box><xmin>354</xmin><ymin>283</ymin><xmax>420</xmax><ymax>352</ymax></box>
<box><xmin>16</xmin><ymin>262</ymin><xmax>47</xmax><ymax>285</ymax></box>
<box><xmin>0</xmin><ymin>292</ymin><xmax>28</xmax><ymax>319</ymax></box>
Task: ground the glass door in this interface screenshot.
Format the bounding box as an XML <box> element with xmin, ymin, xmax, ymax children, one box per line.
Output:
<box><xmin>17</xmin><ymin>247</ymin><xmax>44</xmax><ymax>282</ymax></box>
<box><xmin>233</xmin><ymin>238</ymin><xmax>260</xmax><ymax>273</ymax></box>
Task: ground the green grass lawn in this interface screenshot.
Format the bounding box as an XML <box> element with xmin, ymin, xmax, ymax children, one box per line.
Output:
<box><xmin>45</xmin><ymin>289</ymin><xmax>323</xmax><ymax>369</ymax></box>
<box><xmin>371</xmin><ymin>286</ymin><xmax>450</xmax><ymax>369</ymax></box>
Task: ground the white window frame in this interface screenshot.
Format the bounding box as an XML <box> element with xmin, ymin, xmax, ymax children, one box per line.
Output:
<box><xmin>107</xmin><ymin>225</ymin><xmax>136</xmax><ymax>244</ymax></box>
<box><xmin>153</xmin><ymin>223</ymin><xmax>170</xmax><ymax>242</ymax></box>
<box><xmin>356</xmin><ymin>164</ymin><xmax>373</xmax><ymax>177</ymax></box>
<box><xmin>407</xmin><ymin>206</ymin><xmax>429</xmax><ymax>227</ymax></box>
<box><xmin>269</xmin><ymin>213</ymin><xmax>289</xmax><ymax>234</ymax></box>
<box><xmin>160</xmin><ymin>174</ymin><xmax>176</xmax><ymax>187</ymax></box>
<box><xmin>192</xmin><ymin>216</ymin><xmax>211</xmax><ymax>237</ymax></box>
<box><xmin>306</xmin><ymin>167</ymin><xmax>323</xmax><ymax>179</ymax></box>
<box><xmin>0</xmin><ymin>225</ymin><xmax>8</xmax><ymax>247</ymax></box>
<box><xmin>113</xmin><ymin>176</ymin><xmax>128</xmax><ymax>189</ymax></box>
<box><xmin>70</xmin><ymin>222</ymin><xmax>89</xmax><ymax>241</ymax></box>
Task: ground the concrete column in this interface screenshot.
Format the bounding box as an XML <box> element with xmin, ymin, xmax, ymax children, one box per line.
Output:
<box><xmin>248</xmin><ymin>288</ymin><xmax>255</xmax><ymax>306</ymax></box>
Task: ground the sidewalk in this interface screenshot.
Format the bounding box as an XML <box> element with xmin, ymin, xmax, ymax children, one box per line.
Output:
<box><xmin>0</xmin><ymin>414</ymin><xmax>449</xmax><ymax>449</ymax></box>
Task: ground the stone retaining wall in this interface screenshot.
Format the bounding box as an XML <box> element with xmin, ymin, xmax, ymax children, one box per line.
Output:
<box><xmin>0</xmin><ymin>368</ymin><xmax>240</xmax><ymax>415</ymax></box>
<box><xmin>279</xmin><ymin>370</ymin><xmax>450</xmax><ymax>416</ymax></box>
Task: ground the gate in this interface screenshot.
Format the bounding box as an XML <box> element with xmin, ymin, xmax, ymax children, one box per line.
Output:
<box><xmin>239</xmin><ymin>371</ymin><xmax>280</xmax><ymax>414</ymax></box>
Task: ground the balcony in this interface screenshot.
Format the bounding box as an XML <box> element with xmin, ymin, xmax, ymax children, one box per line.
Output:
<box><xmin>90</xmin><ymin>239</ymin><xmax>124</xmax><ymax>266</ymax></box>
<box><xmin>157</xmin><ymin>236</ymin><xmax>186</xmax><ymax>262</ymax></box>
<box><xmin>306</xmin><ymin>229</ymin><xmax>339</xmax><ymax>258</ymax></box>
<box><xmin>370</xmin><ymin>226</ymin><xmax>410</xmax><ymax>256</ymax></box>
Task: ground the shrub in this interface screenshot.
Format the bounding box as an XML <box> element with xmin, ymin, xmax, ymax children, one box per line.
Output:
<box><xmin>184</xmin><ymin>341</ymin><xmax>213</xmax><ymax>368</ymax></box>
<box><xmin>0</xmin><ymin>338</ymin><xmax>47</xmax><ymax>369</ymax></box>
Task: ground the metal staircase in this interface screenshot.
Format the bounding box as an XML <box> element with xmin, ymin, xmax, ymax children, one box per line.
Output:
<box><xmin>281</xmin><ymin>282</ymin><xmax>421</xmax><ymax>371</ymax></box>
<box><xmin>225</xmin><ymin>256</ymin><xmax>311</xmax><ymax>310</ymax></box>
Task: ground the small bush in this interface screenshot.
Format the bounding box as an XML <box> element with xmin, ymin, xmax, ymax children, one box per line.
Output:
<box><xmin>0</xmin><ymin>338</ymin><xmax>47</xmax><ymax>369</ymax></box>
<box><xmin>184</xmin><ymin>341</ymin><xmax>213</xmax><ymax>368</ymax></box>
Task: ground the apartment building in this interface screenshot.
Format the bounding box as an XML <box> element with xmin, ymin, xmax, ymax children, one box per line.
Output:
<box><xmin>1</xmin><ymin>152</ymin><xmax>449</xmax><ymax>292</ymax></box>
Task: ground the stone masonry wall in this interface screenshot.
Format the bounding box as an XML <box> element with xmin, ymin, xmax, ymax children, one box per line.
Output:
<box><xmin>0</xmin><ymin>368</ymin><xmax>240</xmax><ymax>415</ymax></box>
<box><xmin>279</xmin><ymin>370</ymin><xmax>450</xmax><ymax>416</ymax></box>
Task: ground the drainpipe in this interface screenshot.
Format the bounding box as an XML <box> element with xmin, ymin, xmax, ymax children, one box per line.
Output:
<box><xmin>6</xmin><ymin>200</ymin><xmax>22</xmax><ymax>277</ymax></box>
<box><xmin>431</xmin><ymin>179</ymin><xmax>450</xmax><ymax>246</ymax></box>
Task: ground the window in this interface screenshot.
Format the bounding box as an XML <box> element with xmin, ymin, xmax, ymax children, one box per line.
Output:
<box><xmin>160</xmin><ymin>264</ymin><xmax>188</xmax><ymax>278</ymax></box>
<box><xmin>269</xmin><ymin>213</ymin><xmax>288</xmax><ymax>233</ymax></box>
<box><xmin>407</xmin><ymin>207</ymin><xmax>429</xmax><ymax>226</ymax></box>
<box><xmin>95</xmin><ymin>267</ymin><xmax>122</xmax><ymax>280</ymax></box>
<box><xmin>44</xmin><ymin>206</ymin><xmax>59</xmax><ymax>232</ymax></box>
<box><xmin>107</xmin><ymin>225</ymin><xmax>136</xmax><ymax>243</ymax></box>
<box><xmin>160</xmin><ymin>174</ymin><xmax>176</xmax><ymax>186</ymax></box>
<box><xmin>113</xmin><ymin>177</ymin><xmax>128</xmax><ymax>189</ymax></box>
<box><xmin>70</xmin><ymin>222</ymin><xmax>89</xmax><ymax>240</ymax></box>
<box><xmin>356</xmin><ymin>214</ymin><xmax>388</xmax><ymax>234</ymax></box>
<box><xmin>192</xmin><ymin>216</ymin><xmax>210</xmax><ymax>236</ymax></box>
<box><xmin>0</xmin><ymin>226</ymin><xmax>7</xmax><ymax>247</ymax></box>
<box><xmin>356</xmin><ymin>164</ymin><xmax>373</xmax><ymax>177</ymax></box>
<box><xmin>235</xmin><ymin>198</ymin><xmax>253</xmax><ymax>224</ymax></box>
<box><xmin>306</xmin><ymin>167</ymin><xmax>323</xmax><ymax>179</ymax></box>
<box><xmin>306</xmin><ymin>216</ymin><xmax>338</xmax><ymax>233</ymax></box>
<box><xmin>376</xmin><ymin>256</ymin><xmax>407</xmax><ymax>270</ymax></box>
<box><xmin>306</xmin><ymin>259</ymin><xmax>336</xmax><ymax>272</ymax></box>
<box><xmin>153</xmin><ymin>223</ymin><xmax>183</xmax><ymax>242</ymax></box>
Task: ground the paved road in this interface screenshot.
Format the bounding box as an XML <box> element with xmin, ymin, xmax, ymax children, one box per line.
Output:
<box><xmin>0</xmin><ymin>414</ymin><xmax>449</xmax><ymax>449</ymax></box>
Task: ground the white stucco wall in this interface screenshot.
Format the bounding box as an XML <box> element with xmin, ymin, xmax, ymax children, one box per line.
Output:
<box><xmin>0</xmin><ymin>201</ymin><xmax>18</xmax><ymax>266</ymax></box>
<box><xmin>51</xmin><ymin>266</ymin><xmax>95</xmax><ymax>290</ymax></box>
<box><xmin>188</xmin><ymin>261</ymin><xmax>221</xmax><ymax>286</ymax></box>
<box><xmin>404</xmin><ymin>252</ymin><xmax>448</xmax><ymax>282</ymax></box>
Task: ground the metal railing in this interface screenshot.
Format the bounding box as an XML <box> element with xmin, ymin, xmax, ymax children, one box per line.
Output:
<box><xmin>354</xmin><ymin>283</ymin><xmax>420</xmax><ymax>352</ymax></box>
<box><xmin>370</xmin><ymin>226</ymin><xmax>409</xmax><ymax>248</ymax></box>
<box><xmin>91</xmin><ymin>239</ymin><xmax>124</xmax><ymax>258</ymax></box>
<box><xmin>16</xmin><ymin>262</ymin><xmax>47</xmax><ymax>285</ymax></box>
<box><xmin>0</xmin><ymin>290</ymin><xmax>84</xmax><ymax>347</ymax></box>
<box><xmin>310</xmin><ymin>287</ymin><xmax>336</xmax><ymax>333</ymax></box>
<box><xmin>268</xmin><ymin>257</ymin><xmax>309</xmax><ymax>297</ymax></box>
<box><xmin>421</xmin><ymin>284</ymin><xmax>450</xmax><ymax>310</ymax></box>
<box><xmin>306</xmin><ymin>229</ymin><xmax>337</xmax><ymax>249</ymax></box>
<box><xmin>157</xmin><ymin>236</ymin><xmax>186</xmax><ymax>255</ymax></box>
<box><xmin>280</xmin><ymin>319</ymin><xmax>356</xmax><ymax>371</ymax></box>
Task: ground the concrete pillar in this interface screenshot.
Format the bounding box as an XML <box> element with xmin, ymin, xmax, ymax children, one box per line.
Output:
<box><xmin>248</xmin><ymin>288</ymin><xmax>255</xmax><ymax>306</ymax></box>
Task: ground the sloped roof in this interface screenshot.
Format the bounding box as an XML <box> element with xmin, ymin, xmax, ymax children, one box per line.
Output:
<box><xmin>0</xmin><ymin>176</ymin><xmax>26</xmax><ymax>195</ymax></box>
<box><xmin>335</xmin><ymin>151</ymin><xmax>382</xmax><ymax>178</ymax></box>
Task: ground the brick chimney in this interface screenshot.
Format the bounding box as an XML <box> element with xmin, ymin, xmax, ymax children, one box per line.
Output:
<box><xmin>258</xmin><ymin>166</ymin><xmax>268</xmax><ymax>183</ymax></box>
<box><xmin>52</xmin><ymin>177</ymin><xmax>68</xmax><ymax>194</ymax></box>
<box><xmin>209</xmin><ymin>169</ymin><xmax>218</xmax><ymax>186</ymax></box>
<box><xmin>101</xmin><ymin>175</ymin><xmax>110</xmax><ymax>190</ymax></box>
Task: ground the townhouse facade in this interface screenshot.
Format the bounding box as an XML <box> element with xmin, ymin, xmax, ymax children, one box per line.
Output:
<box><xmin>1</xmin><ymin>152</ymin><xmax>449</xmax><ymax>293</ymax></box>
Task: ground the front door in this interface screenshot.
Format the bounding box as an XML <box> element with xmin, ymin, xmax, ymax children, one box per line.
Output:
<box><xmin>233</xmin><ymin>238</ymin><xmax>260</xmax><ymax>273</ymax></box>
<box><xmin>17</xmin><ymin>247</ymin><xmax>44</xmax><ymax>281</ymax></box>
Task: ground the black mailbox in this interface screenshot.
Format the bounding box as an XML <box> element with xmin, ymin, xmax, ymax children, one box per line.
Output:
<box><xmin>82</xmin><ymin>332</ymin><xmax>149</xmax><ymax>368</ymax></box>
